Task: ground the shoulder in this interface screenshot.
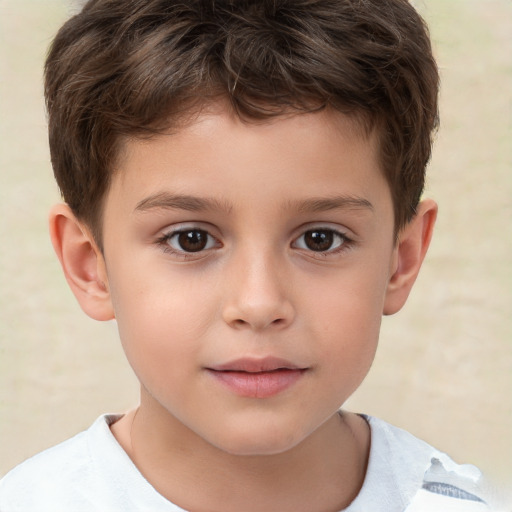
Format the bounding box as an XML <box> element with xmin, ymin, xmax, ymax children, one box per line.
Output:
<box><xmin>0</xmin><ymin>415</ymin><xmax>181</xmax><ymax>512</ymax></box>
<box><xmin>347</xmin><ymin>416</ymin><xmax>499</xmax><ymax>512</ymax></box>
<box><xmin>0</xmin><ymin>425</ymin><xmax>92</xmax><ymax>479</ymax></box>
<box><xmin>0</xmin><ymin>415</ymin><xmax>117</xmax><ymax>511</ymax></box>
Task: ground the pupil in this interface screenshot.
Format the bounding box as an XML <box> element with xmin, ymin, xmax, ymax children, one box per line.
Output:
<box><xmin>305</xmin><ymin>230</ymin><xmax>333</xmax><ymax>251</ymax></box>
<box><xmin>178</xmin><ymin>230</ymin><xmax>207</xmax><ymax>252</ymax></box>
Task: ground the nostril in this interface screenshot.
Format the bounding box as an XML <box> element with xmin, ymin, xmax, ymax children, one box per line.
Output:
<box><xmin>222</xmin><ymin>297</ymin><xmax>295</xmax><ymax>331</ymax></box>
<box><xmin>230</xmin><ymin>316</ymin><xmax>286</xmax><ymax>330</ymax></box>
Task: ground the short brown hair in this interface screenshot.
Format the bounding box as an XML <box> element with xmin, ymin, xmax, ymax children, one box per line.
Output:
<box><xmin>45</xmin><ymin>0</ymin><xmax>439</xmax><ymax>245</ymax></box>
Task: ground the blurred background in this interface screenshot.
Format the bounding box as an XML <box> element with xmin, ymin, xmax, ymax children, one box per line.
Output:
<box><xmin>1</xmin><ymin>0</ymin><xmax>511</xmax><ymax>490</ymax></box>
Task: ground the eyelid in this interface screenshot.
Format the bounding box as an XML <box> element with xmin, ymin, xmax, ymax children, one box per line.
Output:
<box><xmin>156</xmin><ymin>223</ymin><xmax>222</xmax><ymax>258</ymax></box>
<box><xmin>292</xmin><ymin>222</ymin><xmax>353</xmax><ymax>240</ymax></box>
<box><xmin>168</xmin><ymin>230</ymin><xmax>217</xmax><ymax>251</ymax></box>
<box><xmin>291</xmin><ymin>224</ymin><xmax>355</xmax><ymax>254</ymax></box>
<box><xmin>158</xmin><ymin>221</ymin><xmax>220</xmax><ymax>239</ymax></box>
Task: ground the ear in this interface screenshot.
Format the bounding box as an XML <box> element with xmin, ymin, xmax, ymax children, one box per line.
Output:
<box><xmin>383</xmin><ymin>199</ymin><xmax>437</xmax><ymax>315</ymax></box>
<box><xmin>49</xmin><ymin>203</ymin><xmax>115</xmax><ymax>321</ymax></box>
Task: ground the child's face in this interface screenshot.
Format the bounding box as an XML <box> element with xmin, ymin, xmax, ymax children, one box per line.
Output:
<box><xmin>101</xmin><ymin>106</ymin><xmax>398</xmax><ymax>455</ymax></box>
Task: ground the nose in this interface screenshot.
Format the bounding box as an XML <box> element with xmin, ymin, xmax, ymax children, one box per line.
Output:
<box><xmin>221</xmin><ymin>250</ymin><xmax>295</xmax><ymax>331</ymax></box>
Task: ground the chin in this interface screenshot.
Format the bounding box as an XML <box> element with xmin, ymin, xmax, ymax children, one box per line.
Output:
<box><xmin>208</xmin><ymin>423</ymin><xmax>308</xmax><ymax>457</ymax></box>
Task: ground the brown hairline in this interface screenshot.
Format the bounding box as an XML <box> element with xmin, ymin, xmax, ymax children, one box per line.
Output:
<box><xmin>44</xmin><ymin>0</ymin><xmax>439</xmax><ymax>250</ymax></box>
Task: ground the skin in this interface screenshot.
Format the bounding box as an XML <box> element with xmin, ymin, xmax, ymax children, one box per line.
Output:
<box><xmin>50</xmin><ymin>106</ymin><xmax>436</xmax><ymax>511</ymax></box>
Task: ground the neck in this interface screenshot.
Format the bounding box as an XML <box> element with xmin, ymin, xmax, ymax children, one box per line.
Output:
<box><xmin>112</xmin><ymin>396</ymin><xmax>370</xmax><ymax>512</ymax></box>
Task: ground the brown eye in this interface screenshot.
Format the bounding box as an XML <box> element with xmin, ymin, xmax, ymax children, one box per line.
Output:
<box><xmin>170</xmin><ymin>229</ymin><xmax>212</xmax><ymax>252</ymax></box>
<box><xmin>294</xmin><ymin>229</ymin><xmax>346</xmax><ymax>252</ymax></box>
<box><xmin>304</xmin><ymin>230</ymin><xmax>334</xmax><ymax>251</ymax></box>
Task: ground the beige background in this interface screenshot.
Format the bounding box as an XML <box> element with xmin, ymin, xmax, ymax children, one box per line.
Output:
<box><xmin>1</xmin><ymin>0</ymin><xmax>511</xmax><ymax>490</ymax></box>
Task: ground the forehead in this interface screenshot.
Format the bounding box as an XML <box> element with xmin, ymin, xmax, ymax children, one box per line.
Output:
<box><xmin>116</xmin><ymin>100</ymin><xmax>375</xmax><ymax>162</ymax></box>
<box><xmin>109</xmin><ymin>106</ymin><xmax>388</xmax><ymax>215</ymax></box>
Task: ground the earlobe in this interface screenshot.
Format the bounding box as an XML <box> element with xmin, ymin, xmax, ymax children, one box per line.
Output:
<box><xmin>49</xmin><ymin>203</ymin><xmax>115</xmax><ymax>321</ymax></box>
<box><xmin>383</xmin><ymin>199</ymin><xmax>437</xmax><ymax>315</ymax></box>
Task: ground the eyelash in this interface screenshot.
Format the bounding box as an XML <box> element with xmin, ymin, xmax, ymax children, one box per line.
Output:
<box><xmin>156</xmin><ymin>228</ymin><xmax>220</xmax><ymax>260</ymax></box>
<box><xmin>155</xmin><ymin>226</ymin><xmax>354</xmax><ymax>259</ymax></box>
<box><xmin>292</xmin><ymin>228</ymin><xmax>353</xmax><ymax>256</ymax></box>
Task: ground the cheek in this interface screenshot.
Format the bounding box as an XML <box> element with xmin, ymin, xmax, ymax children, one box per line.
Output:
<box><xmin>110</xmin><ymin>254</ymin><xmax>216</xmax><ymax>332</ymax></box>
<box><xmin>317</xmin><ymin>293</ymin><xmax>381</xmax><ymax>363</ymax></box>
<box><xmin>308</xmin><ymin>260</ymin><xmax>388</xmax><ymax>332</ymax></box>
<box><xmin>108</xmin><ymin>267</ymin><xmax>215</xmax><ymax>389</ymax></box>
<box><xmin>305</xmin><ymin>266</ymin><xmax>387</xmax><ymax>379</ymax></box>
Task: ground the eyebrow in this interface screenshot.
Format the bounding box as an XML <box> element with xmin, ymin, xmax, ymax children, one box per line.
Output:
<box><xmin>134</xmin><ymin>192</ymin><xmax>373</xmax><ymax>215</ymax></box>
<box><xmin>293</xmin><ymin>196</ymin><xmax>374</xmax><ymax>214</ymax></box>
<box><xmin>134</xmin><ymin>192</ymin><xmax>233</xmax><ymax>214</ymax></box>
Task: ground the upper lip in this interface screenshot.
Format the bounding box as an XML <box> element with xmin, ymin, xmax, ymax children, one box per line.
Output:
<box><xmin>207</xmin><ymin>357</ymin><xmax>305</xmax><ymax>373</ymax></box>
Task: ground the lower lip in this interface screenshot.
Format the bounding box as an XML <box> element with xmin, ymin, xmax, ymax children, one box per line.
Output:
<box><xmin>207</xmin><ymin>369</ymin><xmax>305</xmax><ymax>398</ymax></box>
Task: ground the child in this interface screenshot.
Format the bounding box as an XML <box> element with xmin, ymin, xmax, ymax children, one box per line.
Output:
<box><xmin>0</xmin><ymin>0</ymin><xmax>501</xmax><ymax>510</ymax></box>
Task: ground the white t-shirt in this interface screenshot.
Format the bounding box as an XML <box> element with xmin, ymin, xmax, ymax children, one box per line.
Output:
<box><xmin>0</xmin><ymin>414</ymin><xmax>499</xmax><ymax>511</ymax></box>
